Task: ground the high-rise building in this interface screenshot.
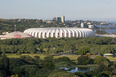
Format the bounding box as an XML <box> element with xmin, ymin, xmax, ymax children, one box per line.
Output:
<box><xmin>57</xmin><ymin>17</ymin><xmax>61</xmax><ymax>22</ymax></box>
<box><xmin>61</xmin><ymin>16</ymin><xmax>65</xmax><ymax>23</ymax></box>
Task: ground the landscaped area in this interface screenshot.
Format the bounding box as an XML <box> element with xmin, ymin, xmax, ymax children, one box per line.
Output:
<box><xmin>0</xmin><ymin>37</ymin><xmax>116</xmax><ymax>77</ymax></box>
<box><xmin>6</xmin><ymin>53</ymin><xmax>116</xmax><ymax>62</ymax></box>
<box><xmin>6</xmin><ymin>54</ymin><xmax>80</xmax><ymax>60</ymax></box>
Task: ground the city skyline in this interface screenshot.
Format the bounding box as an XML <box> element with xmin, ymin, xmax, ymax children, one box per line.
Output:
<box><xmin>0</xmin><ymin>0</ymin><xmax>116</xmax><ymax>21</ymax></box>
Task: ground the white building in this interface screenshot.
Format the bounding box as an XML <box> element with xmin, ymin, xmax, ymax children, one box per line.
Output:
<box><xmin>24</xmin><ymin>27</ymin><xmax>95</xmax><ymax>38</ymax></box>
<box><xmin>61</xmin><ymin>16</ymin><xmax>65</xmax><ymax>23</ymax></box>
<box><xmin>88</xmin><ymin>25</ymin><xmax>94</xmax><ymax>29</ymax></box>
<box><xmin>104</xmin><ymin>53</ymin><xmax>114</xmax><ymax>57</ymax></box>
<box><xmin>81</xmin><ymin>23</ymin><xmax>84</xmax><ymax>28</ymax></box>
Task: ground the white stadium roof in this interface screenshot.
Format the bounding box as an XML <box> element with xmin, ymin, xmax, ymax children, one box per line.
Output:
<box><xmin>24</xmin><ymin>27</ymin><xmax>94</xmax><ymax>38</ymax></box>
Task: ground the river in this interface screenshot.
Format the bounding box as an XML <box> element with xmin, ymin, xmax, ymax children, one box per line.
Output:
<box><xmin>96</xmin><ymin>25</ymin><xmax>116</xmax><ymax>34</ymax></box>
<box><xmin>105</xmin><ymin>29</ymin><xmax>116</xmax><ymax>34</ymax></box>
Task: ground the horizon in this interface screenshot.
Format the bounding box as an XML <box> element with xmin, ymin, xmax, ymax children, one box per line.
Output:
<box><xmin>0</xmin><ymin>18</ymin><xmax>116</xmax><ymax>23</ymax></box>
<box><xmin>0</xmin><ymin>0</ymin><xmax>116</xmax><ymax>21</ymax></box>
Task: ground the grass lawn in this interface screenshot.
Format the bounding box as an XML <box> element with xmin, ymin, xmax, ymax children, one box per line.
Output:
<box><xmin>107</xmin><ymin>57</ymin><xmax>116</xmax><ymax>62</ymax></box>
<box><xmin>53</xmin><ymin>55</ymin><xmax>80</xmax><ymax>61</ymax></box>
<box><xmin>6</xmin><ymin>54</ymin><xmax>46</xmax><ymax>60</ymax></box>
<box><xmin>6</xmin><ymin>54</ymin><xmax>20</xmax><ymax>58</ymax></box>
<box><xmin>6</xmin><ymin>53</ymin><xmax>116</xmax><ymax>62</ymax></box>
<box><xmin>6</xmin><ymin>53</ymin><xmax>80</xmax><ymax>61</ymax></box>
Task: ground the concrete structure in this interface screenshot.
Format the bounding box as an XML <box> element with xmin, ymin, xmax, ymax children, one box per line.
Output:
<box><xmin>1</xmin><ymin>31</ymin><xmax>33</xmax><ymax>39</ymax></box>
<box><xmin>61</xmin><ymin>16</ymin><xmax>65</xmax><ymax>23</ymax></box>
<box><xmin>24</xmin><ymin>28</ymin><xmax>95</xmax><ymax>38</ymax></box>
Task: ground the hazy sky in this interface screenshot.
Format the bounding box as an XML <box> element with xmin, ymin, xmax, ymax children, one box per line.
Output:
<box><xmin>0</xmin><ymin>0</ymin><xmax>116</xmax><ymax>21</ymax></box>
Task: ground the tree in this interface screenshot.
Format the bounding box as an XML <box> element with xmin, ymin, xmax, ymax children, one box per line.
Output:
<box><xmin>0</xmin><ymin>70</ymin><xmax>7</xmax><ymax>77</ymax></box>
<box><xmin>44</xmin><ymin>56</ymin><xmax>55</xmax><ymax>70</ymax></box>
<box><xmin>95</xmin><ymin>29</ymin><xmax>107</xmax><ymax>34</ymax></box>
<box><xmin>85</xmin><ymin>71</ymin><xmax>101</xmax><ymax>77</ymax></box>
<box><xmin>16</xmin><ymin>51</ymin><xmax>22</xmax><ymax>55</ymax></box>
<box><xmin>26</xmin><ymin>44</ymin><xmax>36</xmax><ymax>53</ymax></box>
<box><xmin>96</xmin><ymin>64</ymin><xmax>111</xmax><ymax>72</ymax></box>
<box><xmin>14</xmin><ymin>65</ymin><xmax>39</xmax><ymax>77</ymax></box>
<box><xmin>90</xmin><ymin>45</ymin><xmax>101</xmax><ymax>55</ymax></box>
<box><xmin>0</xmin><ymin>53</ymin><xmax>9</xmax><ymax>76</ymax></box>
<box><xmin>55</xmin><ymin>56</ymin><xmax>71</xmax><ymax>62</ymax></box>
<box><xmin>9</xmin><ymin>58</ymin><xmax>26</xmax><ymax>74</ymax></box>
<box><xmin>48</xmin><ymin>71</ymin><xmax>78</xmax><ymax>77</ymax></box>
<box><xmin>74</xmin><ymin>72</ymin><xmax>85</xmax><ymax>77</ymax></box>
<box><xmin>94</xmin><ymin>56</ymin><xmax>110</xmax><ymax>66</ymax></box>
<box><xmin>97</xmin><ymin>71</ymin><xmax>112</xmax><ymax>77</ymax></box>
<box><xmin>77</xmin><ymin>55</ymin><xmax>92</xmax><ymax>65</ymax></box>
<box><xmin>77</xmin><ymin>46</ymin><xmax>90</xmax><ymax>55</ymax></box>
<box><xmin>33</xmin><ymin>56</ymin><xmax>40</xmax><ymax>65</ymax></box>
<box><xmin>100</xmin><ymin>46</ymin><xmax>115</xmax><ymax>54</ymax></box>
<box><xmin>20</xmin><ymin>55</ymin><xmax>35</xmax><ymax>64</ymax></box>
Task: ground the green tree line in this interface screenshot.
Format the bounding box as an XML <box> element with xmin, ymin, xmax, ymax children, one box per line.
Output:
<box><xmin>0</xmin><ymin>37</ymin><xmax>116</xmax><ymax>55</ymax></box>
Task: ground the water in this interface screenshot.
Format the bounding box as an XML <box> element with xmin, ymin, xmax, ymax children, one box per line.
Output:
<box><xmin>59</xmin><ymin>67</ymin><xmax>92</xmax><ymax>73</ymax></box>
<box><xmin>95</xmin><ymin>25</ymin><xmax>116</xmax><ymax>34</ymax></box>
<box><xmin>96</xmin><ymin>25</ymin><xmax>116</xmax><ymax>28</ymax></box>
<box><xmin>105</xmin><ymin>29</ymin><xmax>116</xmax><ymax>34</ymax></box>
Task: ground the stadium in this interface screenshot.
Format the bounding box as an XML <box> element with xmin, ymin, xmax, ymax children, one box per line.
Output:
<box><xmin>24</xmin><ymin>27</ymin><xmax>95</xmax><ymax>38</ymax></box>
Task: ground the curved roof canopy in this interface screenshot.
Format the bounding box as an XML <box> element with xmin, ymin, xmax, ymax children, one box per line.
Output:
<box><xmin>24</xmin><ymin>27</ymin><xmax>94</xmax><ymax>38</ymax></box>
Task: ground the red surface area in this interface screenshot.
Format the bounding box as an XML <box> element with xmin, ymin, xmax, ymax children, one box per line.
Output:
<box><xmin>14</xmin><ymin>34</ymin><xmax>22</xmax><ymax>38</ymax></box>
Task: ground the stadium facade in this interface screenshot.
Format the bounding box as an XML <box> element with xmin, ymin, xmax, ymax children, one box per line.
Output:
<box><xmin>24</xmin><ymin>28</ymin><xmax>94</xmax><ymax>38</ymax></box>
